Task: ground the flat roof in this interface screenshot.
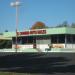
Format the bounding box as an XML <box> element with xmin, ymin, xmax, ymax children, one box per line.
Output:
<box><xmin>3</xmin><ymin>27</ymin><xmax>75</xmax><ymax>37</ymax></box>
<box><xmin>0</xmin><ymin>35</ymin><xmax>12</xmax><ymax>40</ymax></box>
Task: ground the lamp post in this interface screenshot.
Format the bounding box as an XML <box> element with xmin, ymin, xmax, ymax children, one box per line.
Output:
<box><xmin>10</xmin><ymin>0</ymin><xmax>21</xmax><ymax>52</ymax></box>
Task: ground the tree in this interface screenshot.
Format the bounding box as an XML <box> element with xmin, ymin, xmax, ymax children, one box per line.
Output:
<box><xmin>0</xmin><ymin>40</ymin><xmax>6</xmax><ymax>49</ymax></box>
<box><xmin>5</xmin><ymin>30</ymin><xmax>8</xmax><ymax>32</ymax></box>
<box><xmin>0</xmin><ymin>40</ymin><xmax>12</xmax><ymax>49</ymax></box>
<box><xmin>62</xmin><ymin>21</ymin><xmax>69</xmax><ymax>27</ymax></box>
<box><xmin>56</xmin><ymin>21</ymin><xmax>69</xmax><ymax>27</ymax></box>
<box><xmin>30</xmin><ymin>21</ymin><xmax>48</xmax><ymax>29</ymax></box>
<box><xmin>71</xmin><ymin>23</ymin><xmax>75</xmax><ymax>28</ymax></box>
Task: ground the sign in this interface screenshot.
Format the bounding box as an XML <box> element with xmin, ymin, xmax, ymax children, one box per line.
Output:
<box><xmin>17</xmin><ymin>30</ymin><xmax>46</xmax><ymax>36</ymax></box>
<box><xmin>52</xmin><ymin>44</ymin><xmax>64</xmax><ymax>48</ymax></box>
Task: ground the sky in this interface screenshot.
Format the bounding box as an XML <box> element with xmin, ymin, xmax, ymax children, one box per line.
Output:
<box><xmin>0</xmin><ymin>0</ymin><xmax>75</xmax><ymax>32</ymax></box>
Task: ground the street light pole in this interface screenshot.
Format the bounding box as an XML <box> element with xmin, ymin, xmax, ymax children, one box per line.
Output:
<box><xmin>10</xmin><ymin>0</ymin><xmax>21</xmax><ymax>52</ymax></box>
<box><xmin>15</xmin><ymin>0</ymin><xmax>19</xmax><ymax>53</ymax></box>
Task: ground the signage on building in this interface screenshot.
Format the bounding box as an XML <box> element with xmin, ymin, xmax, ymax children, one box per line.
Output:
<box><xmin>17</xmin><ymin>29</ymin><xmax>46</xmax><ymax>36</ymax></box>
<box><xmin>52</xmin><ymin>44</ymin><xmax>64</xmax><ymax>48</ymax></box>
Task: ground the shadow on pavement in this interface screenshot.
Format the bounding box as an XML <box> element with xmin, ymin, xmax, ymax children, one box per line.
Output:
<box><xmin>0</xmin><ymin>52</ymin><xmax>75</xmax><ymax>74</ymax></box>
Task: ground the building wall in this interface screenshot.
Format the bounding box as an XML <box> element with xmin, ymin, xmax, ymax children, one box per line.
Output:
<box><xmin>36</xmin><ymin>39</ymin><xmax>51</xmax><ymax>51</ymax></box>
<box><xmin>12</xmin><ymin>44</ymin><xmax>33</xmax><ymax>49</ymax></box>
<box><xmin>52</xmin><ymin>44</ymin><xmax>65</xmax><ymax>48</ymax></box>
<box><xmin>3</xmin><ymin>27</ymin><xmax>75</xmax><ymax>38</ymax></box>
<box><xmin>66</xmin><ymin>44</ymin><xmax>75</xmax><ymax>48</ymax></box>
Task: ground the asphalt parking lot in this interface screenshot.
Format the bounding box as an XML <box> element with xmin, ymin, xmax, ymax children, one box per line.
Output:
<box><xmin>0</xmin><ymin>52</ymin><xmax>75</xmax><ymax>75</ymax></box>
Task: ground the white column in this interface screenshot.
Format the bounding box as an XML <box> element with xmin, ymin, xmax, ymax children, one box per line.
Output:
<box><xmin>65</xmin><ymin>35</ymin><xmax>67</xmax><ymax>48</ymax></box>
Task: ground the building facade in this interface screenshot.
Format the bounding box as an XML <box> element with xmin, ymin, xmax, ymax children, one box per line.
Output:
<box><xmin>3</xmin><ymin>27</ymin><xmax>75</xmax><ymax>52</ymax></box>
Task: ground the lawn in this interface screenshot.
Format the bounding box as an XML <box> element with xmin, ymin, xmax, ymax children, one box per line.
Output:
<box><xmin>0</xmin><ymin>72</ymin><xmax>44</xmax><ymax>75</ymax></box>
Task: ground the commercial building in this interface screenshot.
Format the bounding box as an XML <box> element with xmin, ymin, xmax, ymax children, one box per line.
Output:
<box><xmin>3</xmin><ymin>27</ymin><xmax>75</xmax><ymax>52</ymax></box>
